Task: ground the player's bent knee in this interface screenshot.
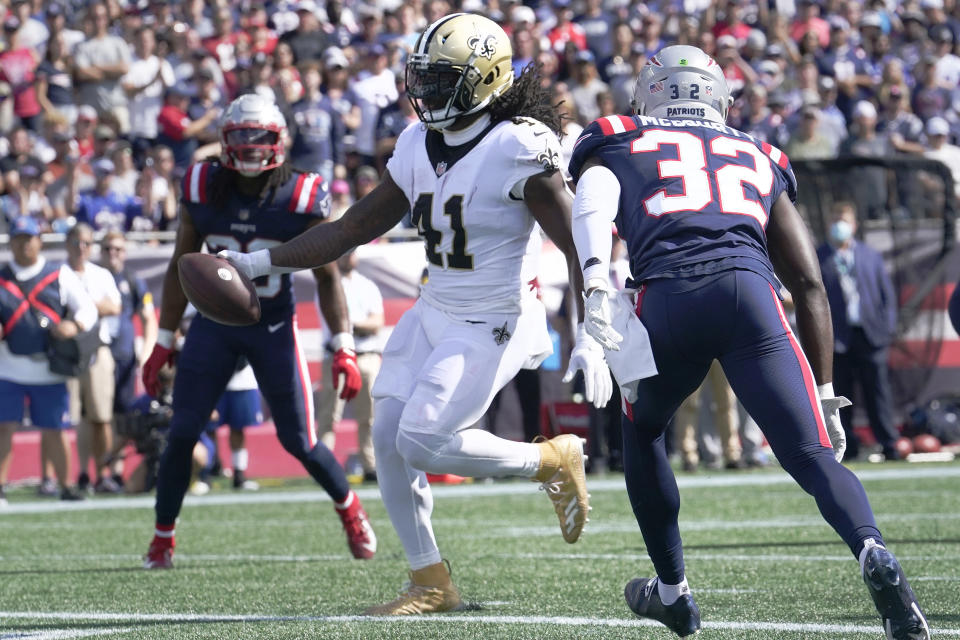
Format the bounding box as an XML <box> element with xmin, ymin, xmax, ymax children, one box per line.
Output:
<box><xmin>395</xmin><ymin>427</ymin><xmax>448</xmax><ymax>473</ymax></box>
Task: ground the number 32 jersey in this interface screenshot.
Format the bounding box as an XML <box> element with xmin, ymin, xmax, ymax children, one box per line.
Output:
<box><xmin>569</xmin><ymin>114</ymin><xmax>798</xmax><ymax>290</ymax></box>
<box><xmin>387</xmin><ymin>117</ymin><xmax>563</xmax><ymax>315</ymax></box>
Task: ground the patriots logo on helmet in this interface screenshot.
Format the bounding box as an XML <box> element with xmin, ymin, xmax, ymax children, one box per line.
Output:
<box><xmin>467</xmin><ymin>33</ymin><xmax>497</xmax><ymax>60</ymax></box>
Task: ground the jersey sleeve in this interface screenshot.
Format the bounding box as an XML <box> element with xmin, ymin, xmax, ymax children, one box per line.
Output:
<box><xmin>180</xmin><ymin>162</ymin><xmax>214</xmax><ymax>205</ymax></box>
<box><xmin>758</xmin><ymin>141</ymin><xmax>798</xmax><ymax>203</ymax></box>
<box><xmin>288</xmin><ymin>172</ymin><xmax>332</xmax><ymax>219</ymax></box>
<box><xmin>384</xmin><ymin>120</ymin><xmax>422</xmax><ymax>206</ymax></box>
<box><xmin>499</xmin><ymin>118</ymin><xmax>563</xmax><ymax>203</ymax></box>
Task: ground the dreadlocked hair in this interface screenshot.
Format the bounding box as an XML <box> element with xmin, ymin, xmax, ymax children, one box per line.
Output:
<box><xmin>488</xmin><ymin>63</ymin><xmax>564</xmax><ymax>138</ymax></box>
<box><xmin>204</xmin><ymin>156</ymin><xmax>295</xmax><ymax>209</ymax></box>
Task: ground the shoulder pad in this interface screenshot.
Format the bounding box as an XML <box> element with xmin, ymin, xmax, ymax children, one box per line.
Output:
<box><xmin>181</xmin><ymin>162</ymin><xmax>214</xmax><ymax>204</ymax></box>
<box><xmin>568</xmin><ymin>116</ymin><xmax>638</xmax><ymax>180</ymax></box>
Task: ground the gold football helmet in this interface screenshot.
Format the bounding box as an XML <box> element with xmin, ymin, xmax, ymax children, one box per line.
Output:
<box><xmin>406</xmin><ymin>13</ymin><xmax>514</xmax><ymax>130</ymax></box>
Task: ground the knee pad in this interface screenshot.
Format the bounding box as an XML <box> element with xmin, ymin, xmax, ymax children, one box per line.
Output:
<box><xmin>395</xmin><ymin>427</ymin><xmax>450</xmax><ymax>473</ymax></box>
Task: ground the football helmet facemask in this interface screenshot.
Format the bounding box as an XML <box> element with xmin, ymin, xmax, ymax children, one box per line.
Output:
<box><xmin>632</xmin><ymin>45</ymin><xmax>733</xmax><ymax>124</ymax></box>
<box><xmin>219</xmin><ymin>94</ymin><xmax>287</xmax><ymax>177</ymax></box>
<box><xmin>406</xmin><ymin>13</ymin><xmax>514</xmax><ymax>130</ymax></box>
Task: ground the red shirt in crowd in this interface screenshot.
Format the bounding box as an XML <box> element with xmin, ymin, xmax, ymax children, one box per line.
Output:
<box><xmin>713</xmin><ymin>21</ymin><xmax>752</xmax><ymax>43</ymax></box>
<box><xmin>158</xmin><ymin>104</ymin><xmax>189</xmax><ymax>141</ymax></box>
<box><xmin>0</xmin><ymin>47</ymin><xmax>40</xmax><ymax>119</ymax></box>
<box><xmin>790</xmin><ymin>16</ymin><xmax>830</xmax><ymax>47</ymax></box>
<box><xmin>548</xmin><ymin>23</ymin><xmax>587</xmax><ymax>53</ymax></box>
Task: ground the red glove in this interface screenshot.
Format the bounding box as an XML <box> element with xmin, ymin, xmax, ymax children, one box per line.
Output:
<box><xmin>332</xmin><ymin>348</ymin><xmax>361</xmax><ymax>401</ymax></box>
<box><xmin>143</xmin><ymin>330</ymin><xmax>176</xmax><ymax>397</ymax></box>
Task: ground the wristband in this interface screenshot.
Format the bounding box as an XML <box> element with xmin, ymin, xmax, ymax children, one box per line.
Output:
<box><xmin>156</xmin><ymin>328</ymin><xmax>175</xmax><ymax>350</ymax></box>
<box><xmin>817</xmin><ymin>382</ymin><xmax>835</xmax><ymax>399</ymax></box>
<box><xmin>329</xmin><ymin>331</ymin><xmax>355</xmax><ymax>352</ymax></box>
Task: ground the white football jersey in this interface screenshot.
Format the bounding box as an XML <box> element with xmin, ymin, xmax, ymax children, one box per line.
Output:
<box><xmin>387</xmin><ymin>117</ymin><xmax>563</xmax><ymax>315</ymax></box>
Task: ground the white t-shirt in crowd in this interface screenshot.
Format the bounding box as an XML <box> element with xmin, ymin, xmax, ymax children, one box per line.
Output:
<box><xmin>350</xmin><ymin>68</ymin><xmax>398</xmax><ymax>156</ymax></box>
<box><xmin>925</xmin><ymin>143</ymin><xmax>960</xmax><ymax>197</ymax></box>
<box><xmin>64</xmin><ymin>260</ymin><xmax>121</xmax><ymax>345</ymax></box>
<box><xmin>0</xmin><ymin>257</ymin><xmax>98</xmax><ymax>385</ymax></box>
<box><xmin>123</xmin><ymin>54</ymin><xmax>177</xmax><ymax>139</ymax></box>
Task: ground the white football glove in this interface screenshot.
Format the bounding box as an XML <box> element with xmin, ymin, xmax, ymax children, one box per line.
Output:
<box><xmin>582</xmin><ymin>284</ymin><xmax>623</xmax><ymax>351</ymax></box>
<box><xmin>818</xmin><ymin>382</ymin><xmax>852</xmax><ymax>462</ymax></box>
<box><xmin>217</xmin><ymin>249</ymin><xmax>272</xmax><ymax>281</ymax></box>
<box><xmin>563</xmin><ymin>323</ymin><xmax>613</xmax><ymax>409</ymax></box>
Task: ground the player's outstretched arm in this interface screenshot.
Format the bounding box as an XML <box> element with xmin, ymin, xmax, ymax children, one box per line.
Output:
<box><xmin>525</xmin><ymin>168</ymin><xmax>613</xmax><ymax>409</ymax></box>
<box><xmin>268</xmin><ymin>171</ymin><xmax>410</xmax><ymax>271</ymax></box>
<box><xmin>767</xmin><ymin>192</ymin><xmax>833</xmax><ymax>385</ymax></box>
<box><xmin>143</xmin><ymin>207</ymin><xmax>203</xmax><ymax>396</ymax></box>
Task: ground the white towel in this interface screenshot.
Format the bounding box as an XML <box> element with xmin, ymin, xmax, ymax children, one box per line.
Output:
<box><xmin>603</xmin><ymin>289</ymin><xmax>658</xmax><ymax>403</ymax></box>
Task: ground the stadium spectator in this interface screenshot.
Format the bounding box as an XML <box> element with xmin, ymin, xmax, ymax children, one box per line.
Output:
<box><xmin>577</xmin><ymin>0</ymin><xmax>615</xmax><ymax>61</ymax></box>
<box><xmin>597</xmin><ymin>21</ymin><xmax>634</xmax><ymax>84</ymax></box>
<box><xmin>923</xmin><ymin>116</ymin><xmax>960</xmax><ymax>198</ymax></box>
<box><xmin>374</xmin><ymin>80</ymin><xmax>418</xmax><ymax>172</ymax></box>
<box><xmin>281</xmin><ymin>1</ymin><xmax>329</xmax><ymax>64</ymax></box>
<box><xmin>290</xmin><ymin>60</ymin><xmax>343</xmax><ymax>182</ymax></box>
<box><xmin>123</xmin><ymin>26</ymin><xmax>176</xmax><ymax>154</ymax></box>
<box><xmin>350</xmin><ymin>44</ymin><xmax>397</xmax><ymax>169</ymax></box>
<box><xmin>786</xmin><ymin>106</ymin><xmax>838</xmax><ymax>159</ymax></box>
<box><xmin>880</xmin><ymin>87</ymin><xmax>926</xmax><ymax>155</ymax></box>
<box><xmin>791</xmin><ymin>0</ymin><xmax>831</xmax><ymax>47</ymax></box>
<box><xmin>817</xmin><ymin>203</ymin><xmax>900</xmax><ymax>462</ymax></box>
<box><xmin>65</xmin><ymin>158</ymin><xmax>139</xmax><ymax>232</ymax></box>
<box><xmin>569</xmin><ymin>49</ymin><xmax>607</xmax><ymax>125</ymax></box>
<box><xmin>100</xmin><ymin>230</ymin><xmax>157</xmax><ymax>417</ymax></box>
<box><xmin>64</xmin><ymin>223</ymin><xmax>122</xmax><ymax>493</ymax></box>
<box><xmin>35</xmin><ymin>31</ymin><xmax>76</xmax><ymax>128</ymax></box>
<box><xmin>0</xmin><ymin>217</ymin><xmax>98</xmax><ymax>504</ymax></box>
<box><xmin>1</xmin><ymin>126</ymin><xmax>48</xmax><ymax>193</ymax></box>
<box><xmin>0</xmin><ymin>17</ymin><xmax>41</xmax><ymax>132</ymax></box>
<box><xmin>157</xmin><ymin>84</ymin><xmax>220</xmax><ymax>169</ymax></box>
<box><xmin>74</xmin><ymin>1</ymin><xmax>133</xmax><ymax>134</ymax></box>
<box><xmin>329</xmin><ymin>178</ymin><xmax>353</xmax><ymax>219</ymax></box>
<box><xmin>315</xmin><ymin>249</ymin><xmax>384</xmax><ymax>483</ymax></box>
<box><xmin>841</xmin><ymin>100</ymin><xmax>888</xmax><ymax>220</ymax></box>
<box><xmin>1</xmin><ymin>163</ymin><xmax>52</xmax><ymax>229</ymax></box>
<box><xmin>547</xmin><ymin>0</ymin><xmax>587</xmax><ymax>54</ymax></box>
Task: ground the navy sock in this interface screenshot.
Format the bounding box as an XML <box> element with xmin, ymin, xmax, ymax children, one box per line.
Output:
<box><xmin>623</xmin><ymin>423</ymin><xmax>685</xmax><ymax>585</ymax></box>
<box><xmin>154</xmin><ymin>435</ymin><xmax>196</xmax><ymax>526</ymax></box>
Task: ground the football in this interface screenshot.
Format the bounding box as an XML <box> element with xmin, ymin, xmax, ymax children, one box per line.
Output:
<box><xmin>894</xmin><ymin>436</ymin><xmax>914</xmax><ymax>458</ymax></box>
<box><xmin>178</xmin><ymin>253</ymin><xmax>261</xmax><ymax>326</ymax></box>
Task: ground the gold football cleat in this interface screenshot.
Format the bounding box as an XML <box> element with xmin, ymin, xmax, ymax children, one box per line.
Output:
<box><xmin>534</xmin><ymin>434</ymin><xmax>591</xmax><ymax>543</ymax></box>
<box><xmin>363</xmin><ymin>560</ymin><xmax>464</xmax><ymax>616</ymax></box>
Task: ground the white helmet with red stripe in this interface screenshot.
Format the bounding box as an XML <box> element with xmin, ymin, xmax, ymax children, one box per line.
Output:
<box><xmin>219</xmin><ymin>94</ymin><xmax>287</xmax><ymax>177</ymax></box>
<box><xmin>633</xmin><ymin>45</ymin><xmax>733</xmax><ymax>124</ymax></box>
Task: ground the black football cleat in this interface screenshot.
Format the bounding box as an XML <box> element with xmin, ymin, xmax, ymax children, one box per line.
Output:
<box><xmin>625</xmin><ymin>577</ymin><xmax>701</xmax><ymax>637</ymax></box>
<box><xmin>862</xmin><ymin>545</ymin><xmax>930</xmax><ymax>640</ymax></box>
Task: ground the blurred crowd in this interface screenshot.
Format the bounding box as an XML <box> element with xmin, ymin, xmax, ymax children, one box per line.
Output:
<box><xmin>0</xmin><ymin>0</ymin><xmax>958</xmax><ymax>236</ymax></box>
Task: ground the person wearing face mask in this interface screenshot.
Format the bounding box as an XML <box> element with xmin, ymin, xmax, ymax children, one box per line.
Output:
<box><xmin>817</xmin><ymin>202</ymin><xmax>900</xmax><ymax>462</ymax></box>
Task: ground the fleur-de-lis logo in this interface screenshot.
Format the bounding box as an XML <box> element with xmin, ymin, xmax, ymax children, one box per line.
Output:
<box><xmin>536</xmin><ymin>144</ymin><xmax>560</xmax><ymax>172</ymax></box>
<box><xmin>467</xmin><ymin>33</ymin><xmax>497</xmax><ymax>60</ymax></box>
<box><xmin>492</xmin><ymin>322</ymin><xmax>511</xmax><ymax>345</ymax></box>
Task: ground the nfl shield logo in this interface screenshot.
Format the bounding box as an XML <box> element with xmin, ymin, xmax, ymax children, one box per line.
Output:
<box><xmin>238</xmin><ymin>209</ymin><xmax>250</xmax><ymax>221</ymax></box>
<box><xmin>435</xmin><ymin>161</ymin><xmax>447</xmax><ymax>176</ymax></box>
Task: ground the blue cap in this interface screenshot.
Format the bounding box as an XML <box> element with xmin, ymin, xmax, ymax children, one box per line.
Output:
<box><xmin>11</xmin><ymin>216</ymin><xmax>40</xmax><ymax>237</ymax></box>
<box><xmin>575</xmin><ymin>49</ymin><xmax>595</xmax><ymax>63</ymax></box>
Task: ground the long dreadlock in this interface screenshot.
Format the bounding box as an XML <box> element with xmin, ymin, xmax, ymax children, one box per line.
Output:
<box><xmin>205</xmin><ymin>157</ymin><xmax>295</xmax><ymax>209</ymax></box>
<box><xmin>488</xmin><ymin>63</ymin><xmax>565</xmax><ymax>138</ymax></box>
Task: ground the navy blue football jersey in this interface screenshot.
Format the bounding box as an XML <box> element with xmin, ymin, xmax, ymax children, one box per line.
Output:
<box><xmin>181</xmin><ymin>162</ymin><xmax>331</xmax><ymax>320</ymax></box>
<box><xmin>569</xmin><ymin>114</ymin><xmax>798</xmax><ymax>289</ymax></box>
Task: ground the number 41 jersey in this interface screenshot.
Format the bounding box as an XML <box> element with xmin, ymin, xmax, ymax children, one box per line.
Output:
<box><xmin>569</xmin><ymin>114</ymin><xmax>798</xmax><ymax>290</ymax></box>
<box><xmin>387</xmin><ymin>117</ymin><xmax>563</xmax><ymax>315</ymax></box>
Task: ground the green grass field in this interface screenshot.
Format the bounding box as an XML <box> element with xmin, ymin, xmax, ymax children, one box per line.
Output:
<box><xmin>1</xmin><ymin>463</ymin><xmax>958</xmax><ymax>639</ymax></box>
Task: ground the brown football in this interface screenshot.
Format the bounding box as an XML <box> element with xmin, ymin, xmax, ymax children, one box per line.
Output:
<box><xmin>177</xmin><ymin>253</ymin><xmax>261</xmax><ymax>326</ymax></box>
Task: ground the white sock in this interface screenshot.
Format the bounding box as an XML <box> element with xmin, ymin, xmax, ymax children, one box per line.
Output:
<box><xmin>374</xmin><ymin>398</ymin><xmax>442</xmax><ymax>569</ymax></box>
<box><xmin>232</xmin><ymin>448</ymin><xmax>248</xmax><ymax>472</ymax></box>
<box><xmin>657</xmin><ymin>576</ymin><xmax>690</xmax><ymax>606</ymax></box>
<box><xmin>859</xmin><ymin>538</ymin><xmax>884</xmax><ymax>577</ymax></box>
<box><xmin>334</xmin><ymin>490</ymin><xmax>354</xmax><ymax>510</ymax></box>
<box><xmin>396</xmin><ymin>426</ymin><xmax>542</xmax><ymax>478</ymax></box>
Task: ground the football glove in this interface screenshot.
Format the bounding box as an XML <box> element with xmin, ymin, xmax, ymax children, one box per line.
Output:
<box><xmin>563</xmin><ymin>323</ymin><xmax>613</xmax><ymax>409</ymax></box>
<box><xmin>143</xmin><ymin>329</ymin><xmax>176</xmax><ymax>398</ymax></box>
<box><xmin>582</xmin><ymin>285</ymin><xmax>623</xmax><ymax>351</ymax></box>
<box><xmin>818</xmin><ymin>382</ymin><xmax>852</xmax><ymax>462</ymax></box>
<box><xmin>330</xmin><ymin>332</ymin><xmax>362</xmax><ymax>401</ymax></box>
<box><xmin>217</xmin><ymin>249</ymin><xmax>272</xmax><ymax>281</ymax></box>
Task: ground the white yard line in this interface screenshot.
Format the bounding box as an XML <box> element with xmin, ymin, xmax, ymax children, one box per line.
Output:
<box><xmin>1</xmin><ymin>466</ymin><xmax>959</xmax><ymax>516</ymax></box>
<box><xmin>0</xmin><ymin>611</ymin><xmax>955</xmax><ymax>637</ymax></box>
<box><xmin>0</xmin><ymin>629</ymin><xmax>130</xmax><ymax>639</ymax></box>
